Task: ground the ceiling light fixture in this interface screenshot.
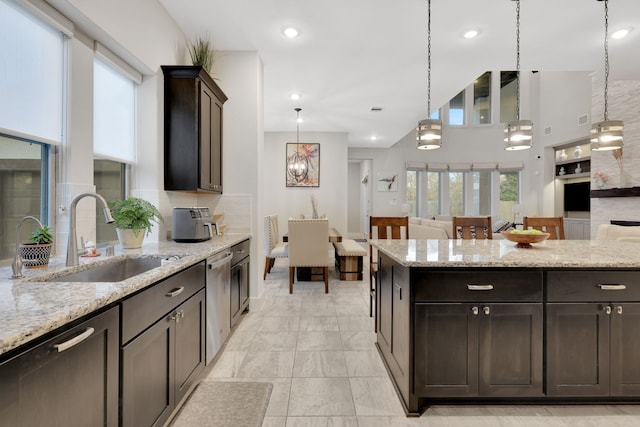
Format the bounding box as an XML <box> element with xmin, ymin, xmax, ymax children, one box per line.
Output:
<box><xmin>504</xmin><ymin>0</ymin><xmax>533</xmax><ymax>151</ymax></box>
<box><xmin>611</xmin><ymin>28</ymin><xmax>631</xmax><ymax>39</ymax></box>
<box><xmin>281</xmin><ymin>26</ymin><xmax>300</xmax><ymax>38</ymax></box>
<box><xmin>591</xmin><ymin>0</ymin><xmax>623</xmax><ymax>151</ymax></box>
<box><xmin>463</xmin><ymin>29</ymin><xmax>479</xmax><ymax>39</ymax></box>
<box><xmin>290</xmin><ymin>93</ymin><xmax>301</xmax><ymax>101</ymax></box>
<box><xmin>287</xmin><ymin>108</ymin><xmax>309</xmax><ymax>181</ymax></box>
<box><xmin>417</xmin><ymin>0</ymin><xmax>443</xmax><ymax>150</ymax></box>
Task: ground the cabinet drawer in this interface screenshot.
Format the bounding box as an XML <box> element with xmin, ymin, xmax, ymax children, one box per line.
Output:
<box><xmin>121</xmin><ymin>261</ymin><xmax>205</xmax><ymax>344</ymax></box>
<box><xmin>413</xmin><ymin>270</ymin><xmax>542</xmax><ymax>302</ymax></box>
<box><xmin>231</xmin><ymin>239</ymin><xmax>250</xmax><ymax>265</ymax></box>
<box><xmin>547</xmin><ymin>270</ymin><xmax>640</xmax><ymax>302</ymax></box>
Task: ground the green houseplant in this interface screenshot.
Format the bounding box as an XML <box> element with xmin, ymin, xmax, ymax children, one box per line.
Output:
<box><xmin>188</xmin><ymin>35</ymin><xmax>216</xmax><ymax>73</ymax></box>
<box><xmin>20</xmin><ymin>225</ymin><xmax>54</xmax><ymax>268</ymax></box>
<box><xmin>109</xmin><ymin>197</ymin><xmax>163</xmax><ymax>249</ymax></box>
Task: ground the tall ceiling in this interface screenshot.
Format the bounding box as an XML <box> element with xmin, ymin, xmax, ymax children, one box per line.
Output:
<box><xmin>158</xmin><ymin>0</ymin><xmax>640</xmax><ymax>148</ymax></box>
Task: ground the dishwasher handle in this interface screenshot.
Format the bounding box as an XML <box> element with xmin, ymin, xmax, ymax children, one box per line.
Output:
<box><xmin>208</xmin><ymin>252</ymin><xmax>233</xmax><ymax>269</ymax></box>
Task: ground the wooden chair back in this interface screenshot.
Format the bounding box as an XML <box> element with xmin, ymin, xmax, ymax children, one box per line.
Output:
<box><xmin>453</xmin><ymin>216</ymin><xmax>492</xmax><ymax>239</ymax></box>
<box><xmin>523</xmin><ymin>216</ymin><xmax>565</xmax><ymax>240</ymax></box>
<box><xmin>369</xmin><ymin>216</ymin><xmax>409</xmax><ymax>263</ymax></box>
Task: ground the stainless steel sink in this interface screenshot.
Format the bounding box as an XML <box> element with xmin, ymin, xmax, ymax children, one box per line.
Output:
<box><xmin>45</xmin><ymin>256</ymin><xmax>164</xmax><ymax>282</ymax></box>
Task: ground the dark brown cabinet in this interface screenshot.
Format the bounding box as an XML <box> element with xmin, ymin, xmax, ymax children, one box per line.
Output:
<box><xmin>162</xmin><ymin>66</ymin><xmax>227</xmax><ymax>193</ymax></box>
<box><xmin>230</xmin><ymin>239</ymin><xmax>250</xmax><ymax>328</ymax></box>
<box><xmin>415</xmin><ymin>302</ymin><xmax>543</xmax><ymax>398</ymax></box>
<box><xmin>121</xmin><ymin>262</ymin><xmax>206</xmax><ymax>427</ymax></box>
<box><xmin>546</xmin><ymin>270</ymin><xmax>640</xmax><ymax>397</ymax></box>
<box><xmin>0</xmin><ymin>306</ymin><xmax>119</xmax><ymax>426</ymax></box>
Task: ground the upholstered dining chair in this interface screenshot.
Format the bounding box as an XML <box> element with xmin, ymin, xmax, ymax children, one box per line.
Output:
<box><xmin>287</xmin><ymin>218</ymin><xmax>329</xmax><ymax>294</ymax></box>
<box><xmin>523</xmin><ymin>216</ymin><xmax>565</xmax><ymax>240</ymax></box>
<box><xmin>263</xmin><ymin>215</ymin><xmax>288</xmax><ymax>279</ymax></box>
<box><xmin>369</xmin><ymin>216</ymin><xmax>409</xmax><ymax>332</ymax></box>
<box><xmin>452</xmin><ymin>216</ymin><xmax>492</xmax><ymax>239</ymax></box>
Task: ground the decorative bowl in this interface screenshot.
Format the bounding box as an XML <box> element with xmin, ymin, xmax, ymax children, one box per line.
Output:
<box><xmin>501</xmin><ymin>231</ymin><xmax>550</xmax><ymax>248</ymax></box>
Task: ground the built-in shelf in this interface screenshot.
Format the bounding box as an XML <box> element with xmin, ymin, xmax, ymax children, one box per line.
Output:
<box><xmin>554</xmin><ymin>140</ymin><xmax>591</xmax><ymax>179</ymax></box>
<box><xmin>556</xmin><ymin>156</ymin><xmax>590</xmax><ymax>166</ymax></box>
<box><xmin>558</xmin><ymin>172</ymin><xmax>590</xmax><ymax>179</ymax></box>
<box><xmin>591</xmin><ymin>186</ymin><xmax>640</xmax><ymax>198</ymax></box>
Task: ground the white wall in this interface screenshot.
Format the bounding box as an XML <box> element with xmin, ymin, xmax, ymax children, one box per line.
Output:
<box><xmin>263</xmin><ymin>131</ymin><xmax>348</xmax><ymax>242</ymax></box>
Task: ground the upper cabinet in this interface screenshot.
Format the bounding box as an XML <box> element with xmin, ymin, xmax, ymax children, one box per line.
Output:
<box><xmin>554</xmin><ymin>140</ymin><xmax>590</xmax><ymax>179</ymax></box>
<box><xmin>162</xmin><ymin>66</ymin><xmax>228</xmax><ymax>193</ymax></box>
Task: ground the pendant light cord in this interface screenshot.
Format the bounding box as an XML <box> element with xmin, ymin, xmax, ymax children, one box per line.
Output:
<box><xmin>295</xmin><ymin>107</ymin><xmax>301</xmax><ymax>146</ymax></box>
<box><xmin>603</xmin><ymin>0</ymin><xmax>609</xmax><ymax>121</ymax></box>
<box><xmin>427</xmin><ymin>0</ymin><xmax>432</xmax><ymax>117</ymax></box>
<box><xmin>515</xmin><ymin>0</ymin><xmax>521</xmax><ymax>121</ymax></box>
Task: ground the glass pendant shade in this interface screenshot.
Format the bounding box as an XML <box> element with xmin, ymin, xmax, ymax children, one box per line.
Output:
<box><xmin>591</xmin><ymin>120</ymin><xmax>623</xmax><ymax>151</ymax></box>
<box><xmin>504</xmin><ymin>119</ymin><xmax>533</xmax><ymax>151</ymax></box>
<box><xmin>416</xmin><ymin>119</ymin><xmax>442</xmax><ymax>150</ymax></box>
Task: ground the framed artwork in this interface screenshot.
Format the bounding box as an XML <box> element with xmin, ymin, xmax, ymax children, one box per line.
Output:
<box><xmin>377</xmin><ymin>172</ymin><xmax>398</xmax><ymax>192</ymax></box>
<box><xmin>286</xmin><ymin>143</ymin><xmax>320</xmax><ymax>187</ymax></box>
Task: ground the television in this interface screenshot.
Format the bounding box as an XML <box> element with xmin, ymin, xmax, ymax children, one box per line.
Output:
<box><xmin>564</xmin><ymin>181</ymin><xmax>590</xmax><ymax>212</ymax></box>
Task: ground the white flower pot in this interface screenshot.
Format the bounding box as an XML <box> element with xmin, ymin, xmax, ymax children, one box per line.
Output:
<box><xmin>116</xmin><ymin>228</ymin><xmax>146</xmax><ymax>249</ymax></box>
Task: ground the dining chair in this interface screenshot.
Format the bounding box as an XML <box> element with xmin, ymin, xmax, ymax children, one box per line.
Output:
<box><xmin>263</xmin><ymin>215</ymin><xmax>288</xmax><ymax>279</ymax></box>
<box><xmin>287</xmin><ymin>219</ymin><xmax>329</xmax><ymax>294</ymax></box>
<box><xmin>523</xmin><ymin>216</ymin><xmax>565</xmax><ymax>240</ymax></box>
<box><xmin>452</xmin><ymin>216</ymin><xmax>492</xmax><ymax>239</ymax></box>
<box><xmin>369</xmin><ymin>216</ymin><xmax>409</xmax><ymax>331</ymax></box>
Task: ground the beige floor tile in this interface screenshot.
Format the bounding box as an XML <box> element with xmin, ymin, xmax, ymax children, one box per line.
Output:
<box><xmin>340</xmin><ymin>330</ymin><xmax>377</xmax><ymax>351</ymax></box>
<box><xmin>288</xmin><ymin>378</ymin><xmax>356</xmax><ymax>416</ymax></box>
<box><xmin>258</xmin><ymin>316</ymin><xmax>301</xmax><ymax>332</ymax></box>
<box><xmin>297</xmin><ymin>331</ymin><xmax>344</xmax><ymax>351</ymax></box>
<box><xmin>237</xmin><ymin>351</ymin><xmax>295</xmax><ymax>378</ymax></box>
<box><xmin>250</xmin><ymin>331</ymin><xmax>298</xmax><ymax>351</ymax></box>
<box><xmin>292</xmin><ymin>351</ymin><xmax>348</xmax><ymax>378</ymax></box>
<box><xmin>299</xmin><ymin>316</ymin><xmax>340</xmax><ymax>331</ymax></box>
<box><xmin>334</xmin><ymin>303</ymin><xmax>369</xmax><ymax>317</ymax></box>
<box><xmin>223</xmin><ymin>329</ymin><xmax>256</xmax><ymax>351</ymax></box>
<box><xmin>285</xmin><ymin>416</ymin><xmax>358</xmax><ymax>426</ymax></box>
<box><xmin>206</xmin><ymin>350</ymin><xmax>247</xmax><ymax>378</ymax></box>
<box><xmin>349</xmin><ymin>377</ymin><xmax>405</xmax><ymax>417</ymax></box>
<box><xmin>338</xmin><ymin>315</ymin><xmax>374</xmax><ymax>331</ymax></box>
<box><xmin>343</xmin><ymin>350</ymin><xmax>386</xmax><ymax>377</ymax></box>
<box><xmin>262</xmin><ymin>416</ymin><xmax>287</xmax><ymax>427</ymax></box>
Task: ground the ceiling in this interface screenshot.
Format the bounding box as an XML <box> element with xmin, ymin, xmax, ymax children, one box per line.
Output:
<box><xmin>158</xmin><ymin>0</ymin><xmax>640</xmax><ymax>148</ymax></box>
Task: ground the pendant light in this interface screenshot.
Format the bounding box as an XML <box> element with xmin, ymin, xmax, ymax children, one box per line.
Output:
<box><xmin>287</xmin><ymin>108</ymin><xmax>309</xmax><ymax>181</ymax></box>
<box><xmin>417</xmin><ymin>0</ymin><xmax>442</xmax><ymax>150</ymax></box>
<box><xmin>591</xmin><ymin>0</ymin><xmax>623</xmax><ymax>151</ymax></box>
<box><xmin>504</xmin><ymin>0</ymin><xmax>533</xmax><ymax>151</ymax></box>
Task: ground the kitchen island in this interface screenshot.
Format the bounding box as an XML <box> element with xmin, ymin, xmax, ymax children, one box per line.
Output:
<box><xmin>370</xmin><ymin>238</ymin><xmax>640</xmax><ymax>415</ymax></box>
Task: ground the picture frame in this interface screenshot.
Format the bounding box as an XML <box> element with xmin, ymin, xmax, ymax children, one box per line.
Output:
<box><xmin>286</xmin><ymin>143</ymin><xmax>320</xmax><ymax>187</ymax></box>
<box><xmin>377</xmin><ymin>172</ymin><xmax>398</xmax><ymax>192</ymax></box>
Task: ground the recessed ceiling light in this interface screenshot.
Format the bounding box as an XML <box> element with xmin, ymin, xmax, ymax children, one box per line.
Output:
<box><xmin>290</xmin><ymin>93</ymin><xmax>301</xmax><ymax>101</ymax></box>
<box><xmin>612</xmin><ymin>28</ymin><xmax>632</xmax><ymax>39</ymax></box>
<box><xmin>371</xmin><ymin>136</ymin><xmax>377</xmax><ymax>141</ymax></box>
<box><xmin>281</xmin><ymin>26</ymin><xmax>300</xmax><ymax>38</ymax></box>
<box><xmin>463</xmin><ymin>29</ymin><xmax>480</xmax><ymax>39</ymax></box>
<box><xmin>296</xmin><ymin>117</ymin><xmax>303</xmax><ymax>123</ymax></box>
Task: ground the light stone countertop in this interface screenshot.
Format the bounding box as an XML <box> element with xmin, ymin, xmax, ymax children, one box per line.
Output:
<box><xmin>370</xmin><ymin>238</ymin><xmax>640</xmax><ymax>269</ymax></box>
<box><xmin>0</xmin><ymin>234</ymin><xmax>250</xmax><ymax>358</ymax></box>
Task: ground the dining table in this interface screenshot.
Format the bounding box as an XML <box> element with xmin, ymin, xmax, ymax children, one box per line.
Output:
<box><xmin>282</xmin><ymin>227</ymin><xmax>342</xmax><ymax>243</ymax></box>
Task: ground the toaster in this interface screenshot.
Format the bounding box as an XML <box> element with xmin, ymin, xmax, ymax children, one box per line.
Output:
<box><xmin>172</xmin><ymin>207</ymin><xmax>213</xmax><ymax>242</ymax></box>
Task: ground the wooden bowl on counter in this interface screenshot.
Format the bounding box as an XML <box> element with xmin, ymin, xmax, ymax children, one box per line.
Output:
<box><xmin>501</xmin><ymin>231</ymin><xmax>550</xmax><ymax>248</ymax></box>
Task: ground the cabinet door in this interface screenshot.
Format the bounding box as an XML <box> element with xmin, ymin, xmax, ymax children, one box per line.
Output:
<box><xmin>390</xmin><ymin>264</ymin><xmax>410</xmax><ymax>401</ymax></box>
<box><xmin>610</xmin><ymin>303</ymin><xmax>640</xmax><ymax>396</ymax></box>
<box><xmin>377</xmin><ymin>254</ymin><xmax>393</xmax><ymax>354</ymax></box>
<box><xmin>122</xmin><ymin>315</ymin><xmax>174</xmax><ymax>427</ymax></box>
<box><xmin>546</xmin><ymin>303</ymin><xmax>610</xmax><ymax>397</ymax></box>
<box><xmin>0</xmin><ymin>307</ymin><xmax>119</xmax><ymax>427</ymax></box>
<box><xmin>175</xmin><ymin>290</ymin><xmax>206</xmax><ymax>405</ymax></box>
<box><xmin>478</xmin><ymin>303</ymin><xmax>543</xmax><ymax>397</ymax></box>
<box><xmin>414</xmin><ymin>303</ymin><xmax>478</xmax><ymax>397</ymax></box>
<box><xmin>199</xmin><ymin>82</ymin><xmax>223</xmax><ymax>192</ymax></box>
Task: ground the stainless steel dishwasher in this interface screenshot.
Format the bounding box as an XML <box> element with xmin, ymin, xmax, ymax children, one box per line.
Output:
<box><xmin>205</xmin><ymin>250</ymin><xmax>233</xmax><ymax>365</ymax></box>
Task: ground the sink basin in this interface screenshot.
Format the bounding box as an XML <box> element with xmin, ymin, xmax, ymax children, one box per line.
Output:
<box><xmin>45</xmin><ymin>256</ymin><xmax>164</xmax><ymax>282</ymax></box>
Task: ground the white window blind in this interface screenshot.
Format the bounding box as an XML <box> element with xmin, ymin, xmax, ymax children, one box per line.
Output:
<box><xmin>0</xmin><ymin>0</ymin><xmax>64</xmax><ymax>144</ymax></box>
<box><xmin>94</xmin><ymin>57</ymin><xmax>136</xmax><ymax>163</ymax></box>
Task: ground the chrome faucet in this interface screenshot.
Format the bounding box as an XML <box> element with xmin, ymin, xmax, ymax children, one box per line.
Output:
<box><xmin>11</xmin><ymin>216</ymin><xmax>44</xmax><ymax>279</ymax></box>
<box><xmin>66</xmin><ymin>192</ymin><xmax>115</xmax><ymax>267</ymax></box>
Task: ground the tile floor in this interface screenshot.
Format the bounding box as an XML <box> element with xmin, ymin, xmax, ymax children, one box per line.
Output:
<box><xmin>184</xmin><ymin>256</ymin><xmax>640</xmax><ymax>427</ymax></box>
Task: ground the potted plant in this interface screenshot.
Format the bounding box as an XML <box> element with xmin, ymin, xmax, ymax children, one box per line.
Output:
<box><xmin>187</xmin><ymin>35</ymin><xmax>216</xmax><ymax>73</ymax></box>
<box><xmin>20</xmin><ymin>225</ymin><xmax>54</xmax><ymax>268</ymax></box>
<box><xmin>109</xmin><ymin>197</ymin><xmax>164</xmax><ymax>249</ymax></box>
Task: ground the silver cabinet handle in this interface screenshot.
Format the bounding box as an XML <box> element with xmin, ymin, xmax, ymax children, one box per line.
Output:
<box><xmin>483</xmin><ymin>306</ymin><xmax>491</xmax><ymax>315</ymax></box>
<box><xmin>467</xmin><ymin>284</ymin><xmax>494</xmax><ymax>291</ymax></box>
<box><xmin>598</xmin><ymin>284</ymin><xmax>627</xmax><ymax>291</ymax></box>
<box><xmin>605</xmin><ymin>306</ymin><xmax>612</xmax><ymax>315</ymax></box>
<box><xmin>54</xmin><ymin>327</ymin><xmax>95</xmax><ymax>353</ymax></box>
<box><xmin>472</xmin><ymin>306</ymin><xmax>479</xmax><ymax>316</ymax></box>
<box><xmin>617</xmin><ymin>306</ymin><xmax>623</xmax><ymax>315</ymax></box>
<box><xmin>165</xmin><ymin>286</ymin><xmax>185</xmax><ymax>297</ymax></box>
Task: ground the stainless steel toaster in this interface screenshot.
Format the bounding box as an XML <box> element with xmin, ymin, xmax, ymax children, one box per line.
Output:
<box><xmin>172</xmin><ymin>207</ymin><xmax>213</xmax><ymax>242</ymax></box>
